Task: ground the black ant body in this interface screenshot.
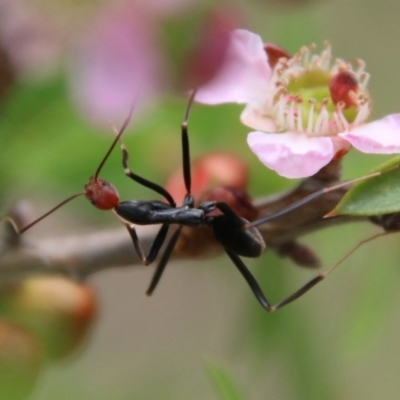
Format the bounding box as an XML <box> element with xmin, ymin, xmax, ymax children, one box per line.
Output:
<box><xmin>8</xmin><ymin>91</ymin><xmax>386</xmax><ymax>312</ymax></box>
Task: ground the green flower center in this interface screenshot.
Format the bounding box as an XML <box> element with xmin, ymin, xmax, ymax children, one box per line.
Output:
<box><xmin>266</xmin><ymin>44</ymin><xmax>371</xmax><ymax>136</ymax></box>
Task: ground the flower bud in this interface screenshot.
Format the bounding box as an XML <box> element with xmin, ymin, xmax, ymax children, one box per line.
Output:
<box><xmin>1</xmin><ymin>277</ymin><xmax>97</xmax><ymax>360</ymax></box>
<box><xmin>165</xmin><ymin>152</ymin><xmax>249</xmax><ymax>202</ymax></box>
<box><xmin>184</xmin><ymin>8</ymin><xmax>238</xmax><ymax>89</ymax></box>
<box><xmin>329</xmin><ymin>71</ymin><xmax>359</xmax><ymax>108</ymax></box>
<box><xmin>165</xmin><ymin>152</ymin><xmax>256</xmax><ymax>258</ymax></box>
<box><xmin>0</xmin><ymin>321</ymin><xmax>43</xmax><ymax>400</ymax></box>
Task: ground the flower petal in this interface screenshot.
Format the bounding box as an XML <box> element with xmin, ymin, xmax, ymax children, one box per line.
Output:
<box><xmin>240</xmin><ymin>103</ymin><xmax>278</xmax><ymax>131</ymax></box>
<box><xmin>339</xmin><ymin>114</ymin><xmax>400</xmax><ymax>153</ymax></box>
<box><xmin>195</xmin><ymin>29</ymin><xmax>271</xmax><ymax>104</ymax></box>
<box><xmin>247</xmin><ymin>132</ymin><xmax>335</xmax><ymax>179</ymax></box>
<box><xmin>331</xmin><ymin>135</ymin><xmax>352</xmax><ymax>158</ymax></box>
<box><xmin>68</xmin><ymin>3</ymin><xmax>164</xmax><ymax>126</ymax></box>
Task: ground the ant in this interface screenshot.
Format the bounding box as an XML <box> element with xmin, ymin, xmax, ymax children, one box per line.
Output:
<box><xmin>3</xmin><ymin>91</ymin><xmax>390</xmax><ymax>313</ymax></box>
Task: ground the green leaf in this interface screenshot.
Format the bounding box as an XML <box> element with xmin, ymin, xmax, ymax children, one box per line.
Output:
<box><xmin>205</xmin><ymin>362</ymin><xmax>247</xmax><ymax>400</ymax></box>
<box><xmin>333</xmin><ymin>156</ymin><xmax>400</xmax><ymax>216</ymax></box>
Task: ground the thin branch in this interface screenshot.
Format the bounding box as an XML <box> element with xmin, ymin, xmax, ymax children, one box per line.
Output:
<box><xmin>0</xmin><ymin>177</ymin><xmax>369</xmax><ymax>283</ymax></box>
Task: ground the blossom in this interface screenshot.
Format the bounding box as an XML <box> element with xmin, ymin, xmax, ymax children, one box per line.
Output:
<box><xmin>68</xmin><ymin>2</ymin><xmax>165</xmax><ymax>126</ymax></box>
<box><xmin>70</xmin><ymin>3</ymin><xmax>236</xmax><ymax>126</ymax></box>
<box><xmin>0</xmin><ymin>0</ymin><xmax>198</xmax><ymax>125</ymax></box>
<box><xmin>0</xmin><ymin>0</ymin><xmax>71</xmax><ymax>79</ymax></box>
<box><xmin>195</xmin><ymin>29</ymin><xmax>400</xmax><ymax>178</ymax></box>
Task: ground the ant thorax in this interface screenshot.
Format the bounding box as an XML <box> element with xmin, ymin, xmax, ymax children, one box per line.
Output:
<box><xmin>84</xmin><ymin>177</ymin><xmax>120</xmax><ymax>210</ymax></box>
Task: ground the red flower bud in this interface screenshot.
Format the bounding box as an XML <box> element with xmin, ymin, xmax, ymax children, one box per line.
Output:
<box><xmin>264</xmin><ymin>43</ymin><xmax>291</xmax><ymax>69</ymax></box>
<box><xmin>329</xmin><ymin>71</ymin><xmax>359</xmax><ymax>108</ymax></box>
<box><xmin>0</xmin><ymin>321</ymin><xmax>43</xmax><ymax>400</ymax></box>
<box><xmin>1</xmin><ymin>277</ymin><xmax>97</xmax><ymax>360</ymax></box>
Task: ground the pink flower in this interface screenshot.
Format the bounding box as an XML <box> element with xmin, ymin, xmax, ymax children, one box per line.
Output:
<box><xmin>0</xmin><ymin>0</ymin><xmax>198</xmax><ymax>126</ymax></box>
<box><xmin>69</xmin><ymin>2</ymin><xmax>232</xmax><ymax>127</ymax></box>
<box><xmin>0</xmin><ymin>0</ymin><xmax>68</xmax><ymax>79</ymax></box>
<box><xmin>195</xmin><ymin>29</ymin><xmax>400</xmax><ymax>179</ymax></box>
<box><xmin>68</xmin><ymin>2</ymin><xmax>167</xmax><ymax>126</ymax></box>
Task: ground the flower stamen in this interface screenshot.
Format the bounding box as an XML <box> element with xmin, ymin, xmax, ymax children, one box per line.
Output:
<box><xmin>257</xmin><ymin>43</ymin><xmax>371</xmax><ymax>138</ymax></box>
<box><xmin>295</xmin><ymin>96</ymin><xmax>304</xmax><ymax>132</ymax></box>
<box><xmin>307</xmin><ymin>99</ymin><xmax>316</xmax><ymax>133</ymax></box>
<box><xmin>314</xmin><ymin>99</ymin><xmax>329</xmax><ymax>135</ymax></box>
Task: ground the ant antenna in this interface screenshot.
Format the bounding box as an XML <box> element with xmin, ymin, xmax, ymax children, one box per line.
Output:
<box><xmin>94</xmin><ymin>104</ymin><xmax>135</xmax><ymax>180</ymax></box>
<box><xmin>17</xmin><ymin>192</ymin><xmax>85</xmax><ymax>234</ymax></box>
<box><xmin>13</xmin><ymin>104</ymin><xmax>136</xmax><ymax>235</ymax></box>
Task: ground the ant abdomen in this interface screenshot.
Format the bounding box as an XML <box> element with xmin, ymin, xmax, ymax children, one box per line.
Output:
<box><xmin>213</xmin><ymin>216</ymin><xmax>266</xmax><ymax>258</ymax></box>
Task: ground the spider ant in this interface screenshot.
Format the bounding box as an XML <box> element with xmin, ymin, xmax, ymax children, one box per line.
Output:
<box><xmin>4</xmin><ymin>91</ymin><xmax>390</xmax><ymax>312</ymax></box>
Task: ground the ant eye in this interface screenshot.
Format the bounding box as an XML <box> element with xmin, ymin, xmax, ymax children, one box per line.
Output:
<box><xmin>90</xmin><ymin>199</ymin><xmax>96</xmax><ymax>205</ymax></box>
<box><xmin>103</xmin><ymin>182</ymin><xmax>110</xmax><ymax>187</ymax></box>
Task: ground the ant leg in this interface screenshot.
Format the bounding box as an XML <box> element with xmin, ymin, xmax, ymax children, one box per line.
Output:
<box><xmin>120</xmin><ymin>143</ymin><xmax>176</xmax><ymax>207</ymax></box>
<box><xmin>117</xmin><ymin>91</ymin><xmax>197</xmax><ymax>208</ymax></box>
<box><xmin>268</xmin><ymin>231</ymin><xmax>390</xmax><ymax>311</ymax></box>
<box><xmin>250</xmin><ymin>170</ymin><xmax>391</xmax><ymax>228</ymax></box>
<box><xmin>124</xmin><ymin>223</ymin><xmax>170</xmax><ymax>265</ymax></box>
<box><xmin>215</xmin><ymin>202</ymin><xmax>241</xmax><ymax>219</ymax></box>
<box><xmin>181</xmin><ymin>90</ymin><xmax>196</xmax><ymax>199</ymax></box>
<box><xmin>109</xmin><ymin>116</ymin><xmax>173</xmax><ymax>204</ymax></box>
<box><xmin>144</xmin><ymin>92</ymin><xmax>196</xmax><ymax>293</ymax></box>
<box><xmin>225</xmin><ymin>250</ymin><xmax>273</xmax><ymax>311</ymax></box>
<box><xmin>0</xmin><ymin>216</ymin><xmax>20</xmax><ymax>234</ymax></box>
<box><xmin>146</xmin><ymin>226</ymin><xmax>182</xmax><ymax>296</ymax></box>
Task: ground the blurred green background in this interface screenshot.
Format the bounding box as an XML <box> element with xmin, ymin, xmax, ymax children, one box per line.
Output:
<box><xmin>2</xmin><ymin>0</ymin><xmax>400</xmax><ymax>399</ymax></box>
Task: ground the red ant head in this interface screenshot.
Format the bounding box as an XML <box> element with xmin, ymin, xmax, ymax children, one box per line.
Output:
<box><xmin>84</xmin><ymin>177</ymin><xmax>119</xmax><ymax>210</ymax></box>
<box><xmin>14</xmin><ymin>112</ymin><xmax>131</xmax><ymax>234</ymax></box>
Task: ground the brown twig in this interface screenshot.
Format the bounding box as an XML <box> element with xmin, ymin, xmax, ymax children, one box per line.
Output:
<box><xmin>0</xmin><ymin>163</ymin><xmax>373</xmax><ymax>283</ymax></box>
